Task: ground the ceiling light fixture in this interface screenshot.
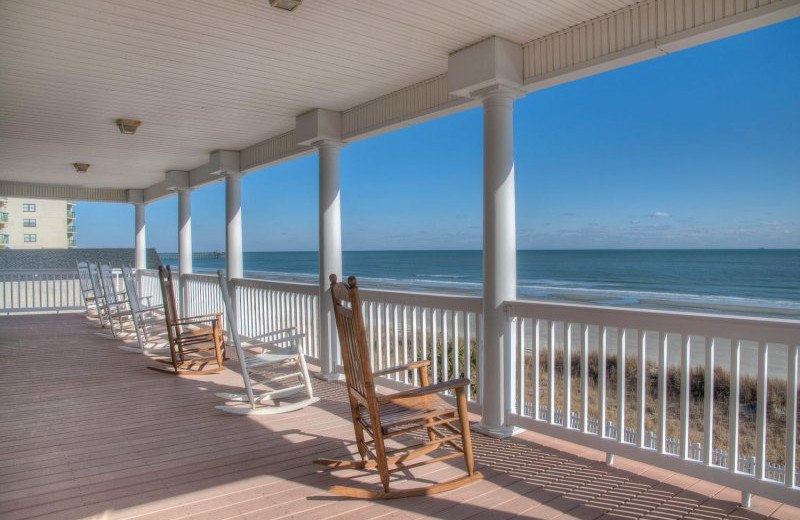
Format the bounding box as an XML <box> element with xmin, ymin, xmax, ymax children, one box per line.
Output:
<box><xmin>269</xmin><ymin>0</ymin><xmax>301</xmax><ymax>11</ymax></box>
<box><xmin>73</xmin><ymin>163</ymin><xmax>90</xmax><ymax>173</ymax></box>
<box><xmin>115</xmin><ymin>118</ymin><xmax>141</xmax><ymax>135</ymax></box>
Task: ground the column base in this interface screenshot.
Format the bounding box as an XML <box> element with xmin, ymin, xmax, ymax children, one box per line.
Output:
<box><xmin>470</xmin><ymin>421</ymin><xmax>524</xmax><ymax>439</ymax></box>
<box><xmin>314</xmin><ymin>371</ymin><xmax>345</xmax><ymax>382</ymax></box>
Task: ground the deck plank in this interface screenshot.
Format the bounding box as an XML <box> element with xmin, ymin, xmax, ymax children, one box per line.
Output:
<box><xmin>0</xmin><ymin>313</ymin><xmax>797</xmax><ymax>520</ymax></box>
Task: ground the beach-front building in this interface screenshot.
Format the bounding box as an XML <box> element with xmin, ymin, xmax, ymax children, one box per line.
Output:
<box><xmin>1</xmin><ymin>1</ymin><xmax>799</xmax><ymax>519</ymax></box>
<box><xmin>0</xmin><ymin>196</ymin><xmax>75</xmax><ymax>249</ymax></box>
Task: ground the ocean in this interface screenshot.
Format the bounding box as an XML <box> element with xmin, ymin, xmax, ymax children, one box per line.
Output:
<box><xmin>160</xmin><ymin>249</ymin><xmax>800</xmax><ymax>319</ymax></box>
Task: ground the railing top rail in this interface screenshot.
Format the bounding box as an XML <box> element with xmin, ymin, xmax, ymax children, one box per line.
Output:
<box><xmin>359</xmin><ymin>286</ymin><xmax>482</xmax><ymax>313</ymax></box>
<box><xmin>0</xmin><ymin>269</ymin><xmax>81</xmax><ymax>276</ymax></box>
<box><xmin>505</xmin><ymin>298</ymin><xmax>800</xmax><ymax>345</ymax></box>
<box><xmin>180</xmin><ymin>272</ymin><xmax>219</xmax><ymax>282</ymax></box>
<box><xmin>232</xmin><ymin>276</ymin><xmax>318</xmax><ymax>296</ymax></box>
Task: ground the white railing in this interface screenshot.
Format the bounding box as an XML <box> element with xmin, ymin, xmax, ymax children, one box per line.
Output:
<box><xmin>1</xmin><ymin>269</ymin><xmax>85</xmax><ymax>313</ymax></box>
<box><xmin>358</xmin><ymin>287</ymin><xmax>483</xmax><ymax>404</ymax></box>
<box><xmin>232</xmin><ymin>277</ymin><xmax>319</xmax><ymax>361</ymax></box>
<box><xmin>136</xmin><ymin>268</ymin><xmax>164</xmax><ymax>306</ymax></box>
<box><xmin>505</xmin><ymin>299</ymin><xmax>800</xmax><ymax>506</ymax></box>
<box><xmin>180</xmin><ymin>273</ymin><xmax>224</xmax><ymax>319</ymax></box>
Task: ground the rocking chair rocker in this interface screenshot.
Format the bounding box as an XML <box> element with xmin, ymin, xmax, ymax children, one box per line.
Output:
<box><xmin>148</xmin><ymin>265</ymin><xmax>225</xmax><ymax>375</ymax></box>
<box><xmin>315</xmin><ymin>275</ymin><xmax>482</xmax><ymax>499</ymax></box>
<box><xmin>214</xmin><ymin>271</ymin><xmax>318</xmax><ymax>415</ymax></box>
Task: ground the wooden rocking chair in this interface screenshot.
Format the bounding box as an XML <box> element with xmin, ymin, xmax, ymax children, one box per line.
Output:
<box><xmin>148</xmin><ymin>265</ymin><xmax>225</xmax><ymax>375</ymax></box>
<box><xmin>214</xmin><ymin>271</ymin><xmax>319</xmax><ymax>415</ymax></box>
<box><xmin>315</xmin><ymin>275</ymin><xmax>482</xmax><ymax>499</ymax></box>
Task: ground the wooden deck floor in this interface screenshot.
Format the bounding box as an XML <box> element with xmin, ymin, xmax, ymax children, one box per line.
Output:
<box><xmin>1</xmin><ymin>313</ymin><xmax>798</xmax><ymax>520</ymax></box>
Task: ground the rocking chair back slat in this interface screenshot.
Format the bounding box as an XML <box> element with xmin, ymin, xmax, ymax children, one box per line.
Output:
<box><xmin>329</xmin><ymin>277</ymin><xmax>373</xmax><ymax>406</ymax></box>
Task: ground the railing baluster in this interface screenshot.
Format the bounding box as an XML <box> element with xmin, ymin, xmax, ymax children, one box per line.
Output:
<box><xmin>637</xmin><ymin>329</ymin><xmax>647</xmax><ymax>448</ymax></box>
<box><xmin>393</xmin><ymin>304</ymin><xmax>400</xmax><ymax>372</ymax></box>
<box><xmin>432</xmin><ymin>308</ymin><xmax>439</xmax><ymax>384</ymax></box>
<box><xmin>422</xmin><ymin>308</ymin><xmax>428</xmax><ymax>374</ymax></box>
<box><xmin>598</xmin><ymin>325</ymin><xmax>607</xmax><ymax>437</ymax></box>
<box><xmin>402</xmin><ymin>305</ymin><xmax>409</xmax><ymax>384</ymax></box>
<box><xmin>565</xmin><ymin>323</ymin><xmax>572</xmax><ymax>428</ymax></box>
<box><xmin>581</xmin><ymin>324</ymin><xmax>590</xmax><ymax>433</ymax></box>
<box><xmin>787</xmin><ymin>344</ymin><xmax>798</xmax><ymax>488</ymax></box>
<box><xmin>756</xmin><ymin>342</ymin><xmax>768</xmax><ymax>480</ymax></box>
<box><xmin>680</xmin><ymin>334</ymin><xmax>691</xmax><ymax>460</ymax></box>
<box><xmin>657</xmin><ymin>332</ymin><xmax>668</xmax><ymax>453</ymax></box>
<box><xmin>412</xmin><ymin>306</ymin><xmax>419</xmax><ymax>386</ymax></box>
<box><xmin>617</xmin><ymin>327</ymin><xmax>626</xmax><ymax>441</ymax></box>
<box><xmin>384</xmin><ymin>304</ymin><xmax>391</xmax><ymax>372</ymax></box>
<box><xmin>443</xmin><ymin>309</ymin><xmax>449</xmax><ymax>382</ymax></box>
<box><xmin>549</xmin><ymin>320</ymin><xmax>556</xmax><ymax>425</ymax></box>
<box><xmin>533</xmin><ymin>319</ymin><xmax>540</xmax><ymax>419</ymax></box>
<box><xmin>376</xmin><ymin>303</ymin><xmax>383</xmax><ymax>370</ymax></box>
<box><xmin>704</xmin><ymin>337</ymin><xmax>715</xmax><ymax>466</ymax></box>
<box><xmin>464</xmin><ymin>311</ymin><xmax>471</xmax><ymax>396</ymax></box>
<box><xmin>729</xmin><ymin>338</ymin><xmax>741</xmax><ymax>473</ymax></box>
<box><xmin>518</xmin><ymin>317</ymin><xmax>525</xmax><ymax>416</ymax></box>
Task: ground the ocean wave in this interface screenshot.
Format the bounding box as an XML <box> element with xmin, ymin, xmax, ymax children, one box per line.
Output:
<box><xmin>197</xmin><ymin>267</ymin><xmax>800</xmax><ymax>313</ymax></box>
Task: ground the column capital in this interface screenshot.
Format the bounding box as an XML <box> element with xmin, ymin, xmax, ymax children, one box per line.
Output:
<box><xmin>312</xmin><ymin>139</ymin><xmax>346</xmax><ymax>151</ymax></box>
<box><xmin>166</xmin><ymin>170</ymin><xmax>191</xmax><ymax>192</ymax></box>
<box><xmin>126</xmin><ymin>188</ymin><xmax>145</xmax><ymax>205</ymax></box>
<box><xmin>471</xmin><ymin>84</ymin><xmax>526</xmax><ymax>105</ymax></box>
<box><xmin>448</xmin><ymin>36</ymin><xmax>524</xmax><ymax>100</ymax></box>
<box><xmin>296</xmin><ymin>108</ymin><xmax>344</xmax><ymax>145</ymax></box>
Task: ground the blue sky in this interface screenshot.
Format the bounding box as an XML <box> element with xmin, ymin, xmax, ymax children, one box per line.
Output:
<box><xmin>77</xmin><ymin>18</ymin><xmax>800</xmax><ymax>252</ymax></box>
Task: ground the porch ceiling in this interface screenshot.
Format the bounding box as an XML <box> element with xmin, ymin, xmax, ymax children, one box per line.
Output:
<box><xmin>0</xmin><ymin>0</ymin><xmax>798</xmax><ymax>199</ymax></box>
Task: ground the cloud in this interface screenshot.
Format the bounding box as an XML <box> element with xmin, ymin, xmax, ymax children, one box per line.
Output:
<box><xmin>652</xmin><ymin>211</ymin><xmax>671</xmax><ymax>218</ymax></box>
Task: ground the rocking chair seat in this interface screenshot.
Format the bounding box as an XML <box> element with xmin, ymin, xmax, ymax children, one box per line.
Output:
<box><xmin>245</xmin><ymin>346</ymin><xmax>301</xmax><ymax>367</ymax></box>
<box><xmin>358</xmin><ymin>397</ymin><xmax>453</xmax><ymax>435</ymax></box>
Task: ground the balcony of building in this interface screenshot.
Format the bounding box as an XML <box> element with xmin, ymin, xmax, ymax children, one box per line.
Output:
<box><xmin>1</xmin><ymin>266</ymin><xmax>799</xmax><ymax>519</ymax></box>
<box><xmin>1</xmin><ymin>1</ymin><xmax>799</xmax><ymax>518</ymax></box>
<box><xmin>0</xmin><ymin>300</ymin><xmax>797</xmax><ymax>520</ymax></box>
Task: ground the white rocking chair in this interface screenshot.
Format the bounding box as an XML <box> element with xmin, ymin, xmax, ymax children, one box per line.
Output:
<box><xmin>98</xmin><ymin>263</ymin><xmax>133</xmax><ymax>337</ymax></box>
<box><xmin>215</xmin><ymin>270</ymin><xmax>318</xmax><ymax>415</ymax></box>
<box><xmin>76</xmin><ymin>261</ymin><xmax>101</xmax><ymax>318</ymax></box>
<box><xmin>117</xmin><ymin>266</ymin><xmax>167</xmax><ymax>353</ymax></box>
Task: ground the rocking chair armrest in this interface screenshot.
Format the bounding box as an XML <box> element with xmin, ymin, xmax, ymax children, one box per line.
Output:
<box><xmin>248</xmin><ymin>327</ymin><xmax>296</xmax><ymax>341</ymax></box>
<box><xmin>373</xmin><ymin>360</ymin><xmax>431</xmax><ymax>377</ymax></box>
<box><xmin>377</xmin><ymin>377</ymin><xmax>470</xmax><ymax>403</ymax></box>
<box><xmin>175</xmin><ymin>313</ymin><xmax>222</xmax><ymax>326</ymax></box>
<box><xmin>244</xmin><ymin>333</ymin><xmax>305</xmax><ymax>349</ymax></box>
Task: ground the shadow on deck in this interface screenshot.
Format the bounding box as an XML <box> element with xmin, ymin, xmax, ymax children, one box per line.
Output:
<box><xmin>1</xmin><ymin>313</ymin><xmax>797</xmax><ymax>520</ymax></box>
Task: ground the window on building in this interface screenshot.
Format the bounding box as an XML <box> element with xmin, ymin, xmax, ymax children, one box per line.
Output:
<box><xmin>23</xmin><ymin>218</ymin><xmax>37</xmax><ymax>227</ymax></box>
<box><xmin>23</xmin><ymin>234</ymin><xmax>37</xmax><ymax>243</ymax></box>
<box><xmin>22</xmin><ymin>203</ymin><xmax>36</xmax><ymax>212</ymax></box>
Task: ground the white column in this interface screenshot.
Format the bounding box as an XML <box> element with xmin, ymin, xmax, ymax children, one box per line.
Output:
<box><xmin>134</xmin><ymin>202</ymin><xmax>146</xmax><ymax>270</ymax></box>
<box><xmin>225</xmin><ymin>172</ymin><xmax>243</xmax><ymax>280</ymax></box>
<box><xmin>316</xmin><ymin>139</ymin><xmax>344</xmax><ymax>381</ymax></box>
<box><xmin>177</xmin><ymin>188</ymin><xmax>192</xmax><ymax>276</ymax></box>
<box><xmin>475</xmin><ymin>87</ymin><xmax>519</xmax><ymax>438</ymax></box>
